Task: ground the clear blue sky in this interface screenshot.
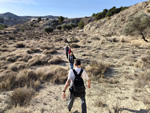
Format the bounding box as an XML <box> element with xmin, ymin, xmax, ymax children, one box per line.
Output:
<box><xmin>0</xmin><ymin>0</ymin><xmax>146</xmax><ymax>18</ymax></box>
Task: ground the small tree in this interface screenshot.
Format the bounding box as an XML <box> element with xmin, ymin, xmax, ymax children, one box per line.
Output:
<box><xmin>37</xmin><ymin>17</ymin><xmax>41</xmax><ymax>22</ymax></box>
<box><xmin>58</xmin><ymin>16</ymin><xmax>64</xmax><ymax>24</ymax></box>
<box><xmin>124</xmin><ymin>14</ymin><xmax>150</xmax><ymax>42</ymax></box>
<box><xmin>78</xmin><ymin>20</ymin><xmax>84</xmax><ymax>29</ymax></box>
<box><xmin>44</xmin><ymin>26</ymin><xmax>53</xmax><ymax>34</ymax></box>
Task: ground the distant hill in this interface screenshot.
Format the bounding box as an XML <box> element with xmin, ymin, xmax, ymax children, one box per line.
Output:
<box><xmin>0</xmin><ymin>12</ymin><xmax>59</xmax><ymax>25</ymax></box>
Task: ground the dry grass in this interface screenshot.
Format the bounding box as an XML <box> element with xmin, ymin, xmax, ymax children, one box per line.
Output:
<box><xmin>18</xmin><ymin>55</ymin><xmax>32</xmax><ymax>62</ymax></box>
<box><xmin>26</xmin><ymin>48</ymin><xmax>41</xmax><ymax>54</ymax></box>
<box><xmin>15</xmin><ymin>42</ymin><xmax>26</xmax><ymax>48</ymax></box>
<box><xmin>135</xmin><ymin>55</ymin><xmax>150</xmax><ymax>68</ymax></box>
<box><xmin>8</xmin><ymin>61</ymin><xmax>26</xmax><ymax>71</ymax></box>
<box><xmin>109</xmin><ymin>104</ymin><xmax>122</xmax><ymax>113</ymax></box>
<box><xmin>71</xmin><ymin>44</ymin><xmax>81</xmax><ymax>48</ymax></box>
<box><xmin>28</xmin><ymin>55</ymin><xmax>51</xmax><ymax>66</ymax></box>
<box><xmin>43</xmin><ymin>49</ymin><xmax>57</xmax><ymax>55</ymax></box>
<box><xmin>48</xmin><ymin>57</ymin><xmax>65</xmax><ymax>65</ymax></box>
<box><xmin>35</xmin><ymin>65</ymin><xmax>68</xmax><ymax>84</ymax></box>
<box><xmin>9</xmin><ymin>87</ymin><xmax>35</xmax><ymax>107</ymax></box>
<box><xmin>86</xmin><ymin>61</ymin><xmax>111</xmax><ymax>79</ymax></box>
<box><xmin>5</xmin><ymin>106</ymin><xmax>31</xmax><ymax>113</ymax></box>
<box><xmin>94</xmin><ymin>99</ymin><xmax>107</xmax><ymax>107</ymax></box>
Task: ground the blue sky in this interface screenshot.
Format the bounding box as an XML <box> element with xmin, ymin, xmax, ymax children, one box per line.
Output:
<box><xmin>0</xmin><ymin>0</ymin><xmax>146</xmax><ymax>18</ymax></box>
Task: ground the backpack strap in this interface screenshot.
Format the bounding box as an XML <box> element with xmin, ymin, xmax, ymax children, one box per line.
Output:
<box><xmin>73</xmin><ymin>69</ymin><xmax>83</xmax><ymax>77</ymax></box>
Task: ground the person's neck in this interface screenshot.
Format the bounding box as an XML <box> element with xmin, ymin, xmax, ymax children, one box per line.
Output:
<box><xmin>76</xmin><ymin>65</ymin><xmax>81</xmax><ymax>68</ymax></box>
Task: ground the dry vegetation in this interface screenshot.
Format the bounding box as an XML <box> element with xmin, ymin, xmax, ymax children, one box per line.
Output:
<box><xmin>1</xmin><ymin>1</ymin><xmax>150</xmax><ymax>113</ymax></box>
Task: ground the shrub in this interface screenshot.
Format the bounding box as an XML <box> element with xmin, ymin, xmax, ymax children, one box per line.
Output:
<box><xmin>0</xmin><ymin>24</ymin><xmax>7</xmax><ymax>30</ymax></box>
<box><xmin>9</xmin><ymin>87</ymin><xmax>35</xmax><ymax>107</ymax></box>
<box><xmin>44</xmin><ymin>26</ymin><xmax>53</xmax><ymax>34</ymax></box>
<box><xmin>124</xmin><ymin>13</ymin><xmax>150</xmax><ymax>42</ymax></box>
<box><xmin>56</xmin><ymin>25</ymin><xmax>62</xmax><ymax>30</ymax></box>
<box><xmin>37</xmin><ymin>17</ymin><xmax>41</xmax><ymax>22</ymax></box>
<box><xmin>15</xmin><ymin>42</ymin><xmax>26</xmax><ymax>48</ymax></box>
<box><xmin>58</xmin><ymin>16</ymin><xmax>65</xmax><ymax>24</ymax></box>
<box><xmin>86</xmin><ymin>61</ymin><xmax>111</xmax><ymax>79</ymax></box>
<box><xmin>78</xmin><ymin>20</ymin><xmax>84</xmax><ymax>29</ymax></box>
<box><xmin>48</xmin><ymin>57</ymin><xmax>65</xmax><ymax>65</ymax></box>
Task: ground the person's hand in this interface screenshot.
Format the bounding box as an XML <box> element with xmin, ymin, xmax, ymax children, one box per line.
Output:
<box><xmin>62</xmin><ymin>92</ymin><xmax>66</xmax><ymax>99</ymax></box>
<box><xmin>88</xmin><ymin>84</ymin><xmax>90</xmax><ymax>88</ymax></box>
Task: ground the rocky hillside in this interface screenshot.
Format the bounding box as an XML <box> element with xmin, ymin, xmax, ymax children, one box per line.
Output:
<box><xmin>84</xmin><ymin>2</ymin><xmax>149</xmax><ymax>37</ymax></box>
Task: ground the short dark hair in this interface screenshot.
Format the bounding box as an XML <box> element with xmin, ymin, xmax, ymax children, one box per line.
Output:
<box><xmin>75</xmin><ymin>59</ymin><xmax>81</xmax><ymax>65</ymax></box>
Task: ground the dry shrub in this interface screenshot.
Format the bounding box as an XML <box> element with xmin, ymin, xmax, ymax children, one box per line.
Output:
<box><xmin>92</xmin><ymin>37</ymin><xmax>100</xmax><ymax>40</ymax></box>
<box><xmin>9</xmin><ymin>87</ymin><xmax>35</xmax><ymax>107</ymax></box>
<box><xmin>48</xmin><ymin>57</ymin><xmax>65</xmax><ymax>65</ymax></box>
<box><xmin>135</xmin><ymin>72</ymin><xmax>150</xmax><ymax>88</ymax></box>
<box><xmin>26</xmin><ymin>48</ymin><xmax>41</xmax><ymax>54</ymax></box>
<box><xmin>8</xmin><ymin>62</ymin><xmax>26</xmax><ymax>71</ymax></box>
<box><xmin>86</xmin><ymin>61</ymin><xmax>111</xmax><ymax>79</ymax></box>
<box><xmin>28</xmin><ymin>55</ymin><xmax>51</xmax><ymax>66</ymax></box>
<box><xmin>6</xmin><ymin>55</ymin><xmax>21</xmax><ymax>62</ymax></box>
<box><xmin>146</xmin><ymin>8</ymin><xmax>150</xmax><ymax>13</ymax></box>
<box><xmin>134</xmin><ymin>55</ymin><xmax>150</xmax><ymax>68</ymax></box>
<box><xmin>18</xmin><ymin>55</ymin><xmax>32</xmax><ymax>62</ymax></box>
<box><xmin>5</xmin><ymin>106</ymin><xmax>31</xmax><ymax>113</ymax></box>
<box><xmin>95</xmin><ymin>99</ymin><xmax>106</xmax><ymax>107</ymax></box>
<box><xmin>15</xmin><ymin>42</ymin><xmax>26</xmax><ymax>48</ymax></box>
<box><xmin>0</xmin><ymin>71</ymin><xmax>17</xmax><ymax>91</ymax></box>
<box><xmin>109</xmin><ymin>104</ymin><xmax>122</xmax><ymax>113</ymax></box>
<box><xmin>71</xmin><ymin>44</ymin><xmax>80</xmax><ymax>48</ymax></box>
<box><xmin>40</xmin><ymin>45</ymin><xmax>53</xmax><ymax>50</ymax></box>
<box><xmin>35</xmin><ymin>65</ymin><xmax>68</xmax><ymax>84</ymax></box>
<box><xmin>43</xmin><ymin>49</ymin><xmax>57</xmax><ymax>55</ymax></box>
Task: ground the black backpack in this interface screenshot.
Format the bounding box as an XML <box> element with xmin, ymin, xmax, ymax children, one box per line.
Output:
<box><xmin>72</xmin><ymin>69</ymin><xmax>85</xmax><ymax>97</ymax></box>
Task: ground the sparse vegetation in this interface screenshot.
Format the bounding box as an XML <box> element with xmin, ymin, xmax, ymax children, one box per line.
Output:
<box><xmin>9</xmin><ymin>87</ymin><xmax>35</xmax><ymax>107</ymax></box>
<box><xmin>94</xmin><ymin>6</ymin><xmax>128</xmax><ymax>20</ymax></box>
<box><xmin>124</xmin><ymin>13</ymin><xmax>150</xmax><ymax>42</ymax></box>
<box><xmin>78</xmin><ymin>20</ymin><xmax>84</xmax><ymax>29</ymax></box>
<box><xmin>44</xmin><ymin>26</ymin><xmax>53</xmax><ymax>33</ymax></box>
<box><xmin>58</xmin><ymin>16</ymin><xmax>65</xmax><ymax>24</ymax></box>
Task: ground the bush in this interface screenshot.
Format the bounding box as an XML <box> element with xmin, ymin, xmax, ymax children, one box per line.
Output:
<box><xmin>124</xmin><ymin>13</ymin><xmax>150</xmax><ymax>42</ymax></box>
<box><xmin>78</xmin><ymin>20</ymin><xmax>84</xmax><ymax>29</ymax></box>
<box><xmin>0</xmin><ymin>24</ymin><xmax>7</xmax><ymax>30</ymax></box>
<box><xmin>9</xmin><ymin>87</ymin><xmax>35</xmax><ymax>107</ymax></box>
<box><xmin>58</xmin><ymin>16</ymin><xmax>65</xmax><ymax>24</ymax></box>
<box><xmin>56</xmin><ymin>25</ymin><xmax>62</xmax><ymax>30</ymax></box>
<box><xmin>86</xmin><ymin>61</ymin><xmax>111</xmax><ymax>79</ymax></box>
<box><xmin>44</xmin><ymin>26</ymin><xmax>53</xmax><ymax>33</ymax></box>
<box><xmin>37</xmin><ymin>17</ymin><xmax>41</xmax><ymax>22</ymax></box>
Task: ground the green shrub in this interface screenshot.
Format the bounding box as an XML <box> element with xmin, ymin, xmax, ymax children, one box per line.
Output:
<box><xmin>44</xmin><ymin>26</ymin><xmax>53</xmax><ymax>33</ymax></box>
<box><xmin>37</xmin><ymin>17</ymin><xmax>41</xmax><ymax>22</ymax></box>
<box><xmin>0</xmin><ymin>24</ymin><xmax>7</xmax><ymax>30</ymax></box>
<box><xmin>124</xmin><ymin>14</ymin><xmax>150</xmax><ymax>42</ymax></box>
<box><xmin>58</xmin><ymin>16</ymin><xmax>65</xmax><ymax>24</ymax></box>
<box><xmin>56</xmin><ymin>25</ymin><xmax>62</xmax><ymax>30</ymax></box>
<box><xmin>78</xmin><ymin>20</ymin><xmax>84</xmax><ymax>29</ymax></box>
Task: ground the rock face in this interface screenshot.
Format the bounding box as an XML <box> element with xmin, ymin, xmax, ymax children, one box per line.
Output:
<box><xmin>84</xmin><ymin>2</ymin><xmax>148</xmax><ymax>37</ymax></box>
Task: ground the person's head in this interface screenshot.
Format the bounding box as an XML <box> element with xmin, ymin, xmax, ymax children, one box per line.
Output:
<box><xmin>75</xmin><ymin>59</ymin><xmax>81</xmax><ymax>67</ymax></box>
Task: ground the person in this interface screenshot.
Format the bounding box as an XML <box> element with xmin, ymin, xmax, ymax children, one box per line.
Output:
<box><xmin>69</xmin><ymin>52</ymin><xmax>76</xmax><ymax>69</ymax></box>
<box><xmin>65</xmin><ymin>45</ymin><xmax>69</xmax><ymax>59</ymax></box>
<box><xmin>68</xmin><ymin>46</ymin><xmax>72</xmax><ymax>56</ymax></box>
<box><xmin>62</xmin><ymin>59</ymin><xmax>91</xmax><ymax>113</ymax></box>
